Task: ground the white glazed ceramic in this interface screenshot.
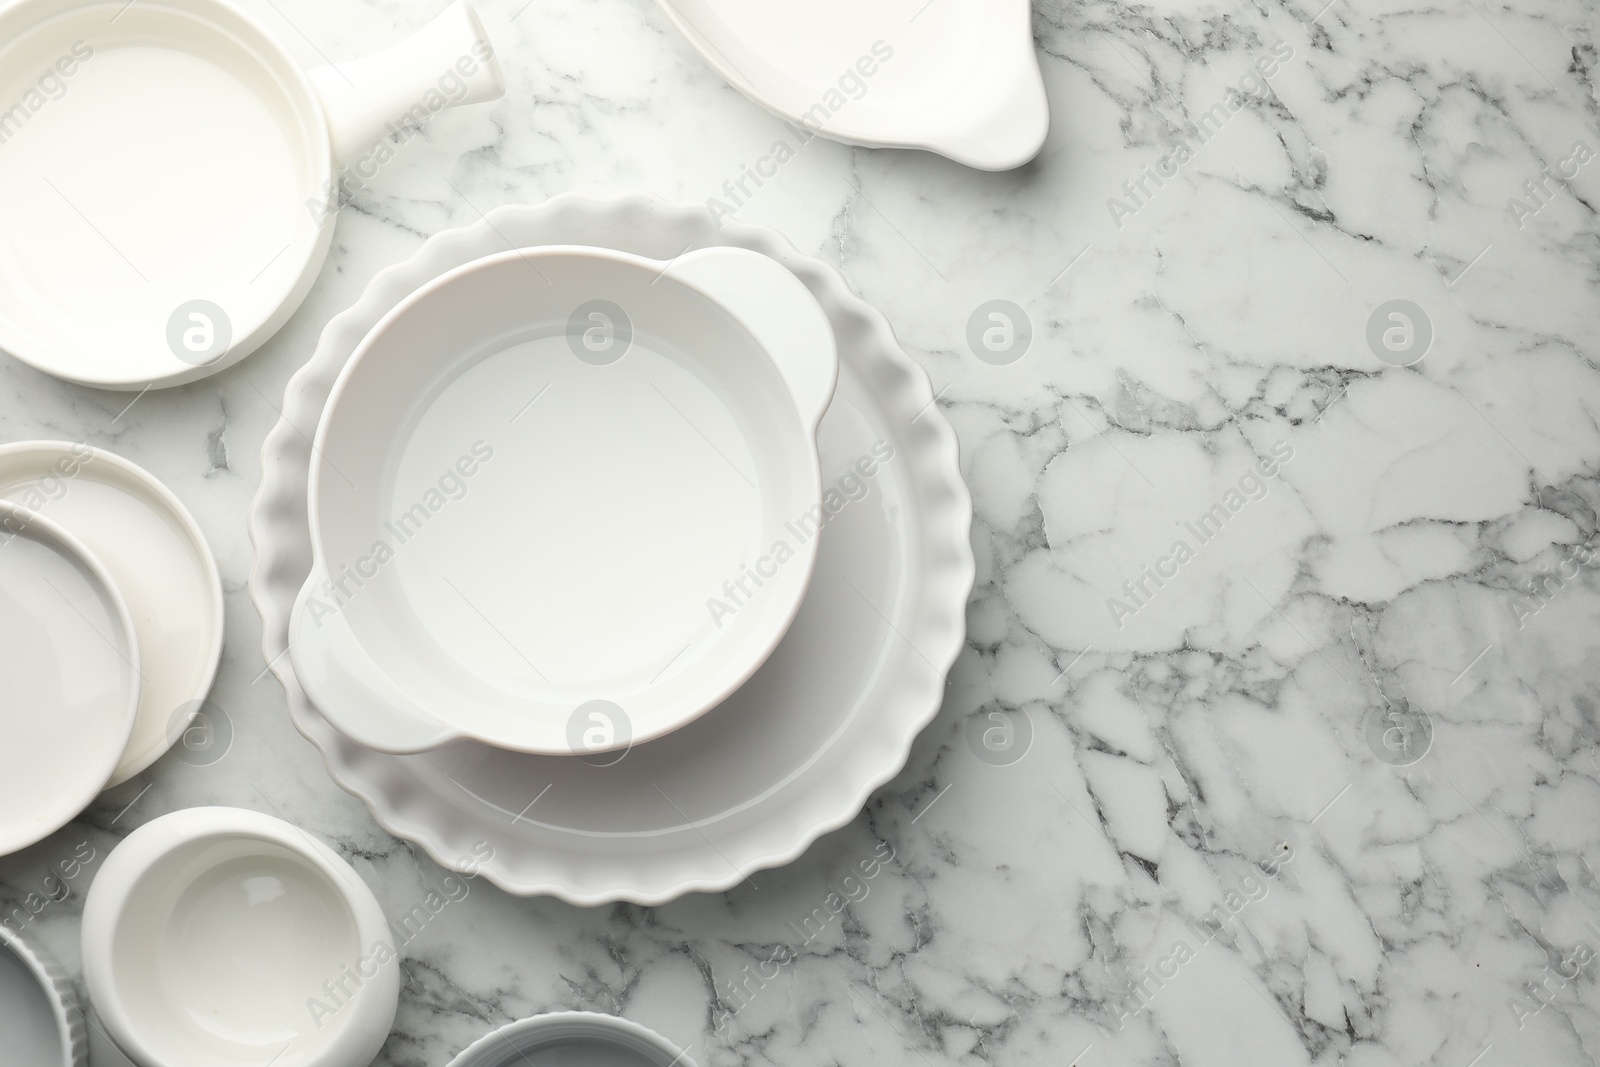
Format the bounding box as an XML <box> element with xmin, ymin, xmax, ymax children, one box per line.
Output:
<box><xmin>0</xmin><ymin>442</ymin><xmax>223</xmax><ymax>785</ymax></box>
<box><xmin>81</xmin><ymin>806</ymin><xmax>399</xmax><ymax>1067</ymax></box>
<box><xmin>289</xmin><ymin>244</ymin><xmax>839</xmax><ymax>756</ymax></box>
<box><xmin>0</xmin><ymin>500</ymin><xmax>140</xmax><ymax>857</ymax></box>
<box><xmin>249</xmin><ymin>195</ymin><xmax>973</xmax><ymax>904</ymax></box>
<box><xmin>0</xmin><ymin>925</ymin><xmax>88</xmax><ymax>1067</ymax></box>
<box><xmin>654</xmin><ymin>0</ymin><xmax>1047</xmax><ymax>170</ymax></box>
<box><xmin>447</xmin><ymin>1012</ymin><xmax>698</xmax><ymax>1067</ymax></box>
<box><xmin>0</xmin><ymin>0</ymin><xmax>502</xmax><ymax>390</ymax></box>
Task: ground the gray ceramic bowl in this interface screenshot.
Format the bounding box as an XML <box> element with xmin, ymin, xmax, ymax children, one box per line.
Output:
<box><xmin>447</xmin><ymin>1012</ymin><xmax>695</xmax><ymax>1067</ymax></box>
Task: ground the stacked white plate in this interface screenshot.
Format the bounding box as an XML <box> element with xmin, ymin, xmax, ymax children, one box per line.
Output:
<box><xmin>0</xmin><ymin>444</ymin><xmax>222</xmax><ymax>859</ymax></box>
<box><xmin>251</xmin><ymin>194</ymin><xmax>973</xmax><ymax>904</ymax></box>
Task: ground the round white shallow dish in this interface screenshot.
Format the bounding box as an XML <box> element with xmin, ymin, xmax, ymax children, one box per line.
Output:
<box><xmin>0</xmin><ymin>442</ymin><xmax>222</xmax><ymax>786</ymax></box>
<box><xmin>653</xmin><ymin>0</ymin><xmax>1047</xmax><ymax>169</ymax></box>
<box><xmin>448</xmin><ymin>1012</ymin><xmax>697</xmax><ymax>1067</ymax></box>
<box><xmin>249</xmin><ymin>195</ymin><xmax>973</xmax><ymax>904</ymax></box>
<box><xmin>0</xmin><ymin>0</ymin><xmax>500</xmax><ymax>389</ymax></box>
<box><xmin>0</xmin><ymin>925</ymin><xmax>88</xmax><ymax>1067</ymax></box>
<box><xmin>290</xmin><ymin>244</ymin><xmax>838</xmax><ymax>755</ymax></box>
<box><xmin>0</xmin><ymin>500</ymin><xmax>140</xmax><ymax>857</ymax></box>
<box><xmin>81</xmin><ymin>807</ymin><xmax>399</xmax><ymax>1067</ymax></box>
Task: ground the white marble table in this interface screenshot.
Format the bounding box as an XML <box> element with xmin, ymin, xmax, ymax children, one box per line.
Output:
<box><xmin>4</xmin><ymin>0</ymin><xmax>1600</xmax><ymax>1064</ymax></box>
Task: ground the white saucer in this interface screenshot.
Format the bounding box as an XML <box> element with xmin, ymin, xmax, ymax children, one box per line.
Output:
<box><xmin>0</xmin><ymin>501</ymin><xmax>140</xmax><ymax>856</ymax></box>
<box><xmin>250</xmin><ymin>195</ymin><xmax>973</xmax><ymax>904</ymax></box>
<box><xmin>0</xmin><ymin>443</ymin><xmax>222</xmax><ymax>786</ymax></box>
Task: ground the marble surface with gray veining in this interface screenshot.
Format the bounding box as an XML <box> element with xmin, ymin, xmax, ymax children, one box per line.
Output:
<box><xmin>4</xmin><ymin>0</ymin><xmax>1600</xmax><ymax>1064</ymax></box>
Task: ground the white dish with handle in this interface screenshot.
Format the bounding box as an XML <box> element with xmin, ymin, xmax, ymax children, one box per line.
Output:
<box><xmin>289</xmin><ymin>244</ymin><xmax>839</xmax><ymax>756</ymax></box>
<box><xmin>250</xmin><ymin>196</ymin><xmax>973</xmax><ymax>903</ymax></box>
<box><xmin>0</xmin><ymin>0</ymin><xmax>501</xmax><ymax>390</ymax></box>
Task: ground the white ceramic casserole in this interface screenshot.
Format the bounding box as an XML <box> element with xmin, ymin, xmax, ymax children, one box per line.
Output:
<box><xmin>81</xmin><ymin>807</ymin><xmax>399</xmax><ymax>1067</ymax></box>
<box><xmin>289</xmin><ymin>244</ymin><xmax>838</xmax><ymax>755</ymax></box>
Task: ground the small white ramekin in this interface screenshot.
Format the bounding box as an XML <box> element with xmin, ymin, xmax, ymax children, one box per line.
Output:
<box><xmin>81</xmin><ymin>807</ymin><xmax>398</xmax><ymax>1067</ymax></box>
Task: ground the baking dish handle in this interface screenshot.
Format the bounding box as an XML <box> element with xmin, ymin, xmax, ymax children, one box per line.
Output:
<box><xmin>667</xmin><ymin>247</ymin><xmax>839</xmax><ymax>431</ymax></box>
<box><xmin>288</xmin><ymin>567</ymin><xmax>459</xmax><ymax>753</ymax></box>
<box><xmin>307</xmin><ymin>1</ymin><xmax>505</xmax><ymax>167</ymax></box>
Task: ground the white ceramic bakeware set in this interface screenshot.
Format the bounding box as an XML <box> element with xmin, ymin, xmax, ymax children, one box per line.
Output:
<box><xmin>0</xmin><ymin>0</ymin><xmax>1042</xmax><ymax>1063</ymax></box>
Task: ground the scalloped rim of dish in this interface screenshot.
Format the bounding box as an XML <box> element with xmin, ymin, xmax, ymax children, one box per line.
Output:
<box><xmin>248</xmin><ymin>194</ymin><xmax>973</xmax><ymax>904</ymax></box>
<box><xmin>0</xmin><ymin>924</ymin><xmax>88</xmax><ymax>1067</ymax></box>
<box><xmin>652</xmin><ymin>0</ymin><xmax>1048</xmax><ymax>170</ymax></box>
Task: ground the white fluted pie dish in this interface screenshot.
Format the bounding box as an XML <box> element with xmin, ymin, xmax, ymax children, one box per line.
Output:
<box><xmin>250</xmin><ymin>194</ymin><xmax>973</xmax><ymax>904</ymax></box>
